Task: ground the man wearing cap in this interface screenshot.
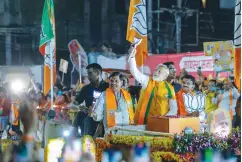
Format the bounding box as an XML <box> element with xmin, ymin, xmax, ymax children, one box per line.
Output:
<box><xmin>128</xmin><ymin>46</ymin><xmax>178</xmax><ymax>125</ymax></box>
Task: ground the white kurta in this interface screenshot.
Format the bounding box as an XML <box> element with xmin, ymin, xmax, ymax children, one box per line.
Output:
<box><xmin>129</xmin><ymin>57</ymin><xmax>178</xmax><ymax>116</ymax></box>
<box><xmin>92</xmin><ymin>91</ymin><xmax>130</xmax><ymax>130</ymax></box>
<box><xmin>215</xmin><ymin>88</ymin><xmax>240</xmax><ymax>116</ymax></box>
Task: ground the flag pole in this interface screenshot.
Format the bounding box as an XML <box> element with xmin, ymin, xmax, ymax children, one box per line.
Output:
<box><xmin>50</xmin><ymin>43</ymin><xmax>54</xmax><ymax>110</ymax></box>
<box><xmin>78</xmin><ymin>52</ymin><xmax>82</xmax><ymax>84</ymax></box>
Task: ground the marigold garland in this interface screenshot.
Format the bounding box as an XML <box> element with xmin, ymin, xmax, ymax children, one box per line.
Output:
<box><xmin>1</xmin><ymin>139</ymin><xmax>14</xmax><ymax>152</ymax></box>
<box><xmin>108</xmin><ymin>135</ymin><xmax>173</xmax><ymax>151</ymax></box>
<box><xmin>152</xmin><ymin>151</ymin><xmax>183</xmax><ymax>162</ymax></box>
<box><xmin>152</xmin><ymin>152</ymin><xmax>198</xmax><ymax>162</ymax></box>
<box><xmin>1</xmin><ymin>140</ymin><xmax>42</xmax><ymax>152</ymax></box>
<box><xmin>95</xmin><ymin>138</ymin><xmax>111</xmax><ymax>162</ymax></box>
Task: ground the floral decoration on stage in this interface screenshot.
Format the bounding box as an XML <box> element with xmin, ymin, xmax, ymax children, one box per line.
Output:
<box><xmin>173</xmin><ymin>127</ymin><xmax>241</xmax><ymax>155</ymax></box>
<box><xmin>152</xmin><ymin>151</ymin><xmax>197</xmax><ymax>162</ymax></box>
<box><xmin>107</xmin><ymin>134</ymin><xmax>173</xmax><ymax>151</ymax></box>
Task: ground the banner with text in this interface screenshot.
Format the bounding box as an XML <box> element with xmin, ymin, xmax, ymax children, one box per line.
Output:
<box><xmin>203</xmin><ymin>40</ymin><xmax>234</xmax><ymax>71</ymax></box>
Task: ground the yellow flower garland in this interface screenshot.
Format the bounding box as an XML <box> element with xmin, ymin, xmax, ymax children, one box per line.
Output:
<box><xmin>1</xmin><ymin>140</ymin><xmax>42</xmax><ymax>152</ymax></box>
<box><xmin>95</xmin><ymin>138</ymin><xmax>181</xmax><ymax>162</ymax></box>
<box><xmin>108</xmin><ymin>135</ymin><xmax>173</xmax><ymax>150</ymax></box>
<box><xmin>95</xmin><ymin>135</ymin><xmax>175</xmax><ymax>162</ymax></box>
<box><xmin>95</xmin><ymin>138</ymin><xmax>111</xmax><ymax>162</ymax></box>
<box><xmin>1</xmin><ymin>139</ymin><xmax>15</xmax><ymax>152</ymax></box>
<box><xmin>152</xmin><ymin>151</ymin><xmax>184</xmax><ymax>162</ymax></box>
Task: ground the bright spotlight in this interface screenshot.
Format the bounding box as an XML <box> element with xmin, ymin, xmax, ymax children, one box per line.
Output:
<box><xmin>63</xmin><ymin>130</ymin><xmax>70</xmax><ymax>137</ymax></box>
<box><xmin>11</xmin><ymin>80</ymin><xmax>24</xmax><ymax>92</ymax></box>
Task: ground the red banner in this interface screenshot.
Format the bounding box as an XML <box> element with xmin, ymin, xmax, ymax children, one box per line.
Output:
<box><xmin>143</xmin><ymin>52</ymin><xmax>216</xmax><ymax>79</ymax></box>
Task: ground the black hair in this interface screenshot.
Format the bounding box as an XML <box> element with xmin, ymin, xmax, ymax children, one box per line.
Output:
<box><xmin>101</xmin><ymin>42</ymin><xmax>109</xmax><ymax>48</ymax></box>
<box><xmin>216</xmin><ymin>82</ymin><xmax>224</xmax><ymax>90</ymax></box>
<box><xmin>181</xmin><ymin>75</ymin><xmax>196</xmax><ymax>85</ymax></box>
<box><xmin>121</xmin><ymin>75</ymin><xmax>129</xmax><ymax>84</ymax></box>
<box><xmin>54</xmin><ymin>83</ymin><xmax>63</xmax><ymax>90</ymax></box>
<box><xmin>86</xmin><ymin>63</ymin><xmax>103</xmax><ymax>74</ymax></box>
<box><xmin>194</xmin><ymin>82</ymin><xmax>200</xmax><ymax>92</ymax></box>
<box><xmin>163</xmin><ymin>62</ymin><xmax>174</xmax><ymax>68</ymax></box>
<box><xmin>209</xmin><ymin>79</ymin><xmax>217</xmax><ymax>85</ymax></box>
<box><xmin>109</xmin><ymin>72</ymin><xmax>123</xmax><ymax>80</ymax></box>
<box><xmin>62</xmin><ymin>94</ymin><xmax>69</xmax><ymax>103</ymax></box>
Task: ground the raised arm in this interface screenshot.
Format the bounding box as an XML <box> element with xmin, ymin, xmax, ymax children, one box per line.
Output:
<box><xmin>128</xmin><ymin>47</ymin><xmax>149</xmax><ymax>88</ymax></box>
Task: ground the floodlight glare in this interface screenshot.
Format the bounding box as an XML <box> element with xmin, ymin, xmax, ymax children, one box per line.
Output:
<box><xmin>11</xmin><ymin>80</ymin><xmax>24</xmax><ymax>92</ymax></box>
<box><xmin>63</xmin><ymin>130</ymin><xmax>70</xmax><ymax>137</ymax></box>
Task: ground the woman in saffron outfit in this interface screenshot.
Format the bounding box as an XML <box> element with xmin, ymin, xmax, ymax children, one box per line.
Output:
<box><xmin>91</xmin><ymin>72</ymin><xmax>134</xmax><ymax>133</ymax></box>
<box><xmin>128</xmin><ymin>46</ymin><xmax>177</xmax><ymax>125</ymax></box>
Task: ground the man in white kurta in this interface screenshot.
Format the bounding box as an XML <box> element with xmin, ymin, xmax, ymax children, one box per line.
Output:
<box><xmin>128</xmin><ymin>46</ymin><xmax>178</xmax><ymax>124</ymax></box>
<box><xmin>214</xmin><ymin>80</ymin><xmax>240</xmax><ymax>127</ymax></box>
<box><xmin>91</xmin><ymin>72</ymin><xmax>134</xmax><ymax>133</ymax></box>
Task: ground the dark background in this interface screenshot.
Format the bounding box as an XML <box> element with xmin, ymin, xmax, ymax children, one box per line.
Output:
<box><xmin>0</xmin><ymin>0</ymin><xmax>236</xmax><ymax>85</ymax></box>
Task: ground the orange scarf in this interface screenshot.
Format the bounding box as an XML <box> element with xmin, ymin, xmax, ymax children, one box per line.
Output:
<box><xmin>135</xmin><ymin>79</ymin><xmax>175</xmax><ymax>124</ymax></box>
<box><xmin>106</xmin><ymin>88</ymin><xmax>134</xmax><ymax>128</ymax></box>
<box><xmin>176</xmin><ymin>90</ymin><xmax>189</xmax><ymax>116</ymax></box>
<box><xmin>135</xmin><ymin>80</ymin><xmax>155</xmax><ymax>124</ymax></box>
<box><xmin>11</xmin><ymin>100</ymin><xmax>19</xmax><ymax>126</ymax></box>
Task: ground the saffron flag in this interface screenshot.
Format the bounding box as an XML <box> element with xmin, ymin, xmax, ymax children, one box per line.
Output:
<box><xmin>126</xmin><ymin>0</ymin><xmax>148</xmax><ymax>66</ymax></box>
<box><xmin>234</xmin><ymin>0</ymin><xmax>241</xmax><ymax>91</ymax></box>
<box><xmin>39</xmin><ymin>0</ymin><xmax>56</xmax><ymax>96</ymax></box>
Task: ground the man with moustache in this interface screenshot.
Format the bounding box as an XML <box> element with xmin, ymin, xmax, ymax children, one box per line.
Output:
<box><xmin>163</xmin><ymin>62</ymin><xmax>182</xmax><ymax>93</ymax></box>
<box><xmin>176</xmin><ymin>75</ymin><xmax>198</xmax><ymax>116</ymax></box>
<box><xmin>128</xmin><ymin>46</ymin><xmax>178</xmax><ymax>125</ymax></box>
<box><xmin>91</xmin><ymin>72</ymin><xmax>134</xmax><ymax>133</ymax></box>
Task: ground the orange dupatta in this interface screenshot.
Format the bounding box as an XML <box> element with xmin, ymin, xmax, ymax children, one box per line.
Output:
<box><xmin>176</xmin><ymin>90</ymin><xmax>189</xmax><ymax>116</ymax></box>
<box><xmin>11</xmin><ymin>100</ymin><xmax>19</xmax><ymax>126</ymax></box>
<box><xmin>106</xmin><ymin>88</ymin><xmax>134</xmax><ymax>128</ymax></box>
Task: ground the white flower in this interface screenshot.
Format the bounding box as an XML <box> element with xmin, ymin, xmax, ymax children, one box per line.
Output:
<box><xmin>183</xmin><ymin>93</ymin><xmax>206</xmax><ymax>113</ymax></box>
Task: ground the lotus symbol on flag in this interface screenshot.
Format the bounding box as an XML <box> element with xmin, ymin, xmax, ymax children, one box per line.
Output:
<box><xmin>44</xmin><ymin>39</ymin><xmax>56</xmax><ymax>68</ymax></box>
<box><xmin>131</xmin><ymin>0</ymin><xmax>147</xmax><ymax>37</ymax></box>
<box><xmin>183</xmin><ymin>93</ymin><xmax>206</xmax><ymax>113</ymax></box>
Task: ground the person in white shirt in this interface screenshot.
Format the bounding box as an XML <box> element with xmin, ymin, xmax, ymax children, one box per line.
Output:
<box><xmin>91</xmin><ymin>72</ymin><xmax>134</xmax><ymax>133</ymax></box>
<box><xmin>214</xmin><ymin>79</ymin><xmax>240</xmax><ymax>127</ymax></box>
<box><xmin>214</xmin><ymin>59</ymin><xmax>222</xmax><ymax>72</ymax></box>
